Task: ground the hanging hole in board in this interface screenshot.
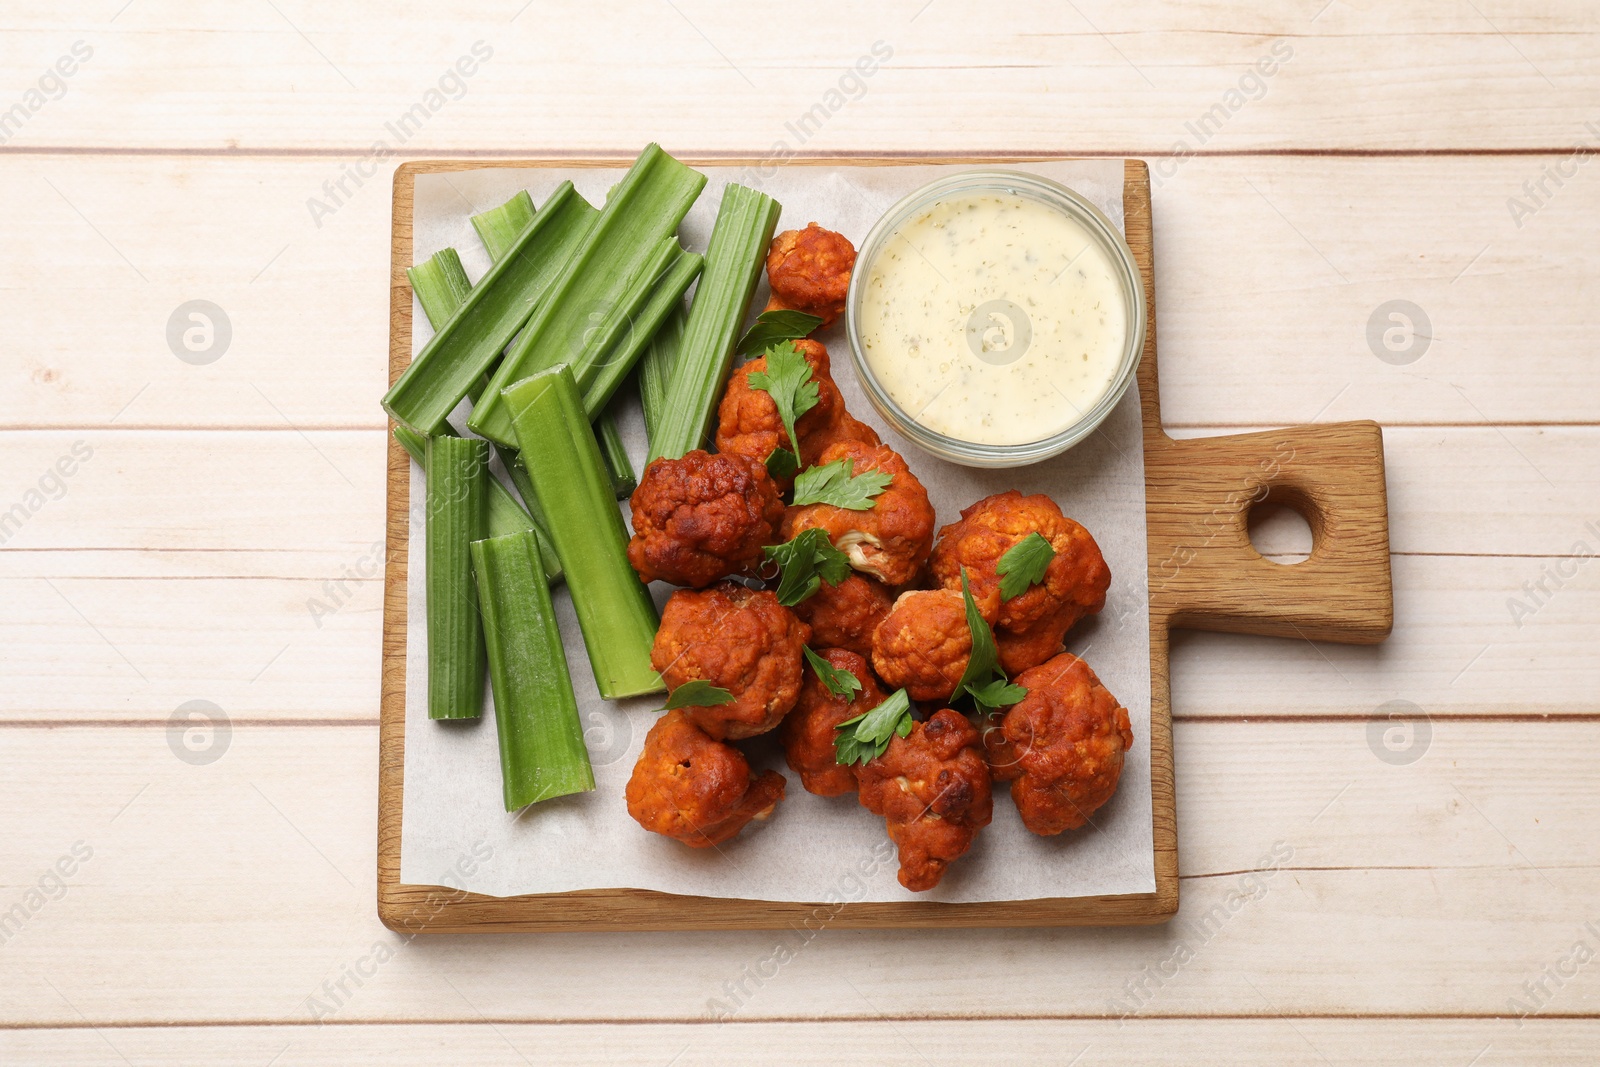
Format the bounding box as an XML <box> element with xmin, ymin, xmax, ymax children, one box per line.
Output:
<box><xmin>1247</xmin><ymin>491</ymin><xmax>1317</xmax><ymax>565</ymax></box>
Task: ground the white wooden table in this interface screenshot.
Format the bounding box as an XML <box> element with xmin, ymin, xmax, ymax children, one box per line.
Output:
<box><xmin>3</xmin><ymin>2</ymin><xmax>1596</xmax><ymax>1062</ymax></box>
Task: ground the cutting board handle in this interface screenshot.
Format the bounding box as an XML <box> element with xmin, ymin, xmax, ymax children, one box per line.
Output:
<box><xmin>1146</xmin><ymin>420</ymin><xmax>1393</xmax><ymax>644</ymax></box>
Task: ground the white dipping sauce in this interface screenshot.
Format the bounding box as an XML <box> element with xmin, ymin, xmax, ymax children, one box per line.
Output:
<box><xmin>857</xmin><ymin>192</ymin><xmax>1128</xmax><ymax>447</ymax></box>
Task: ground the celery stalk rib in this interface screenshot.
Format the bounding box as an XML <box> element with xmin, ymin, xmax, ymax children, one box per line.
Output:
<box><xmin>407</xmin><ymin>248</ymin><xmax>473</xmax><ymax>329</ymax></box>
<box><xmin>471</xmin><ymin>531</ymin><xmax>595</xmax><ymax>809</ymax></box>
<box><xmin>580</xmin><ymin>244</ymin><xmax>703</xmax><ymax>420</ymax></box>
<box><xmin>597</xmin><ymin>400</ymin><xmax>638</xmax><ymax>498</ymax></box>
<box><xmin>425</xmin><ymin>435</ymin><xmax>489</xmax><ymax>719</ymax></box>
<box><xmin>504</xmin><ymin>366</ymin><xmax>663</xmax><ymax>700</ymax></box>
<box><xmin>471</xmin><ymin>190</ymin><xmax>536</xmax><ymax>261</ymax></box>
<box><xmin>638</xmin><ymin>300</ymin><xmax>686</xmax><ymax>445</ymax></box>
<box><xmin>647</xmin><ymin>183</ymin><xmax>780</xmax><ymax>463</ymax></box>
<box><xmin>383</xmin><ymin>181</ymin><xmax>597</xmax><ymax>434</ymax></box>
<box><xmin>468</xmin><ymin>144</ymin><xmax>707</xmax><ymax>445</ymax></box>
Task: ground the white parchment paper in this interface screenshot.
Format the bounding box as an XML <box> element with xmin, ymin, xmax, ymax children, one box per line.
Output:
<box><xmin>398</xmin><ymin>159</ymin><xmax>1155</xmax><ymax>902</ymax></box>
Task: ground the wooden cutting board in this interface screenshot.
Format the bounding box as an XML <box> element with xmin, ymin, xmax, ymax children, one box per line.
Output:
<box><xmin>378</xmin><ymin>156</ymin><xmax>1393</xmax><ymax>932</ymax></box>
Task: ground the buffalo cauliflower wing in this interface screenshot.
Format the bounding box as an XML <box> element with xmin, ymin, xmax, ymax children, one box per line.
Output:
<box><xmin>993</xmin><ymin>619</ymin><xmax>1075</xmax><ymax>677</ymax></box>
<box><xmin>781</xmin><ymin>440</ymin><xmax>935</xmax><ymax>587</ymax></box>
<box><xmin>714</xmin><ymin>339</ymin><xmax>879</xmax><ymax>486</ymax></box>
<box><xmin>763</xmin><ymin>222</ymin><xmax>856</xmax><ymax>328</ymax></box>
<box><xmin>929</xmin><ymin>490</ymin><xmax>1110</xmax><ymax>633</ymax></box>
<box><xmin>1001</xmin><ymin>653</ymin><xmax>1133</xmax><ymax>836</ymax></box>
<box><xmin>627</xmin><ymin>449</ymin><xmax>785</xmax><ymax>588</ymax></box>
<box><xmin>778</xmin><ymin>648</ymin><xmax>886</xmax><ymax>797</ymax></box>
<box><xmin>790</xmin><ymin>572</ymin><xmax>893</xmax><ymax>657</ymax></box>
<box><xmin>929</xmin><ymin>490</ymin><xmax>1110</xmax><ymax>675</ymax></box>
<box><xmin>856</xmin><ymin>708</ymin><xmax>993</xmax><ymax>892</ymax></box>
<box><xmin>625</xmin><ymin>709</ymin><xmax>786</xmax><ymax>848</ymax></box>
<box><xmin>870</xmin><ymin>589</ymin><xmax>974</xmax><ymax>704</ymax></box>
<box><xmin>650</xmin><ymin>582</ymin><xmax>810</xmax><ymax>740</ymax></box>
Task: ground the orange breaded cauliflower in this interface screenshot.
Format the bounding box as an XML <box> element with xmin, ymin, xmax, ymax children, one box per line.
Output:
<box><xmin>790</xmin><ymin>572</ymin><xmax>893</xmax><ymax>658</ymax></box>
<box><xmin>627</xmin><ymin>450</ymin><xmax>785</xmax><ymax>588</ymax></box>
<box><xmin>870</xmin><ymin>589</ymin><xmax>975</xmax><ymax>704</ymax></box>
<box><xmin>650</xmin><ymin>582</ymin><xmax>810</xmax><ymax>740</ymax></box>
<box><xmin>929</xmin><ymin>490</ymin><xmax>1110</xmax><ymax>674</ymax></box>
<box><xmin>778</xmin><ymin>648</ymin><xmax>886</xmax><ymax>797</ymax></box>
<box><xmin>994</xmin><ymin>621</ymin><xmax>1075</xmax><ymax>678</ymax></box>
<box><xmin>930</xmin><ymin>490</ymin><xmax>1110</xmax><ymax>632</ymax></box>
<box><xmin>781</xmin><ymin>440</ymin><xmax>935</xmax><ymax>587</ymax></box>
<box><xmin>625</xmin><ymin>709</ymin><xmax>786</xmax><ymax>848</ymax></box>
<box><xmin>763</xmin><ymin>222</ymin><xmax>856</xmax><ymax>329</ymax></box>
<box><xmin>1000</xmin><ymin>653</ymin><xmax>1133</xmax><ymax>836</ymax></box>
<box><xmin>856</xmin><ymin>709</ymin><xmax>993</xmax><ymax>892</ymax></box>
<box><xmin>714</xmin><ymin>339</ymin><xmax>879</xmax><ymax>487</ymax></box>
<box><xmin>976</xmin><ymin>710</ymin><xmax>1022</xmax><ymax>782</ymax></box>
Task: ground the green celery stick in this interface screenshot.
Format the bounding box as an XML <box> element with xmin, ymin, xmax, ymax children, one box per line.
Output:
<box><xmin>597</xmin><ymin>399</ymin><xmax>638</xmax><ymax>499</ymax></box>
<box><xmin>471</xmin><ymin>531</ymin><xmax>596</xmax><ymax>810</ymax></box>
<box><xmin>648</xmin><ymin>183</ymin><xmax>780</xmax><ymax>463</ymax></box>
<box><xmin>504</xmin><ymin>366</ymin><xmax>663</xmax><ymax>700</ymax></box>
<box><xmin>471</xmin><ymin>190</ymin><xmax>537</xmax><ymax>261</ymax></box>
<box><xmin>407</xmin><ymin>248</ymin><xmax>473</xmax><ymax>329</ymax></box>
<box><xmin>638</xmin><ymin>300</ymin><xmax>686</xmax><ymax>446</ymax></box>
<box><xmin>580</xmin><ymin>243</ymin><xmax>703</xmax><ymax>420</ymax></box>
<box><xmin>469</xmin><ymin>144</ymin><xmax>707</xmax><ymax>445</ymax></box>
<box><xmin>425</xmin><ymin>435</ymin><xmax>488</xmax><ymax>720</ymax></box>
<box><xmin>383</xmin><ymin>182</ymin><xmax>597</xmax><ymax>434</ymax></box>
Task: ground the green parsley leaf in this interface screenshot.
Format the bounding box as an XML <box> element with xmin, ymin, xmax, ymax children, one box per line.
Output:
<box><xmin>735</xmin><ymin>310</ymin><xmax>824</xmax><ymax>357</ymax></box>
<box><xmin>747</xmin><ymin>342</ymin><xmax>820</xmax><ymax>469</ymax></box>
<box><xmin>963</xmin><ymin>677</ymin><xmax>1029</xmax><ymax>715</ymax></box>
<box><xmin>763</xmin><ymin>528</ymin><xmax>851</xmax><ymax>606</ymax></box>
<box><xmin>791</xmin><ymin>457</ymin><xmax>894</xmax><ymax>510</ymax></box>
<box><xmin>803</xmin><ymin>646</ymin><xmax>863</xmax><ymax>700</ymax></box>
<box><xmin>953</xmin><ymin>567</ymin><xmax>1001</xmax><ymax>693</ymax></box>
<box><xmin>663</xmin><ymin>680</ymin><xmax>735</xmax><ymax>711</ymax></box>
<box><xmin>997</xmin><ymin>532</ymin><xmax>1057</xmax><ymax>601</ymax></box>
<box><xmin>832</xmin><ymin>689</ymin><xmax>914</xmax><ymax>766</ymax></box>
<box><xmin>765</xmin><ymin>446</ymin><xmax>800</xmax><ymax>483</ymax></box>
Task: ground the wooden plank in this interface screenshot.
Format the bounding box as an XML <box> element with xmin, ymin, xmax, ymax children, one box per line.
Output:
<box><xmin>1</xmin><ymin>427</ymin><xmax>1590</xmax><ymax>581</ymax></box>
<box><xmin>0</xmin><ymin>430</ymin><xmax>384</xmax><ymax>577</ymax></box>
<box><xmin>0</xmin><ymin>575</ymin><xmax>382</xmax><ymax>718</ymax></box>
<box><xmin>4</xmin><ymin>1020</ymin><xmax>1597</xmax><ymax>1066</ymax></box>
<box><xmin>1151</xmin><ymin>157</ymin><xmax>1600</xmax><ymax>429</ymax></box>
<box><xmin>4</xmin><ymin>155</ymin><xmax>1596</xmax><ymax>431</ymax></box>
<box><xmin>1</xmin><ymin>721</ymin><xmax>1595</xmax><ymax>1023</ymax></box>
<box><xmin>2</xmin><ymin>553</ymin><xmax>1588</xmax><ymax>722</ymax></box>
<box><xmin>3</xmin><ymin>3</ymin><xmax>1598</xmax><ymax>151</ymax></box>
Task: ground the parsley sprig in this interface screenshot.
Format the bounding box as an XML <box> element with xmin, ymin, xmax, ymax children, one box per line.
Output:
<box><xmin>791</xmin><ymin>457</ymin><xmax>893</xmax><ymax>510</ymax></box>
<box><xmin>735</xmin><ymin>310</ymin><xmax>823</xmax><ymax>357</ymax></box>
<box><xmin>803</xmin><ymin>646</ymin><xmax>863</xmax><ymax>699</ymax></box>
<box><xmin>746</xmin><ymin>341</ymin><xmax>820</xmax><ymax>480</ymax></box>
<box><xmin>997</xmin><ymin>532</ymin><xmax>1057</xmax><ymax>601</ymax></box>
<box><xmin>762</xmin><ymin>528</ymin><xmax>851</xmax><ymax>606</ymax></box>
<box><xmin>833</xmin><ymin>689</ymin><xmax>913</xmax><ymax>766</ymax></box>
<box><xmin>662</xmin><ymin>680</ymin><xmax>735</xmax><ymax>711</ymax></box>
<box><xmin>953</xmin><ymin>568</ymin><xmax>1028</xmax><ymax>715</ymax></box>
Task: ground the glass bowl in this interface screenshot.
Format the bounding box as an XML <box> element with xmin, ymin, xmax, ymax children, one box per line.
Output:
<box><xmin>844</xmin><ymin>169</ymin><xmax>1147</xmax><ymax>468</ymax></box>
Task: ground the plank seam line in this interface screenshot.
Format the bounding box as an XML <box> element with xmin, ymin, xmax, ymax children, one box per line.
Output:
<box><xmin>2</xmin><ymin>1013</ymin><xmax>1596</xmax><ymax>1031</ymax></box>
<box><xmin>3</xmin><ymin>713</ymin><xmax>1598</xmax><ymax>729</ymax></box>
<box><xmin>6</xmin><ymin>421</ymin><xmax>1596</xmax><ymax>433</ymax></box>
<box><xmin>0</xmin><ymin>551</ymin><xmax>1579</xmax><ymax>570</ymax></box>
<box><xmin>2</xmin><ymin>146</ymin><xmax>1598</xmax><ymax>160</ymax></box>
